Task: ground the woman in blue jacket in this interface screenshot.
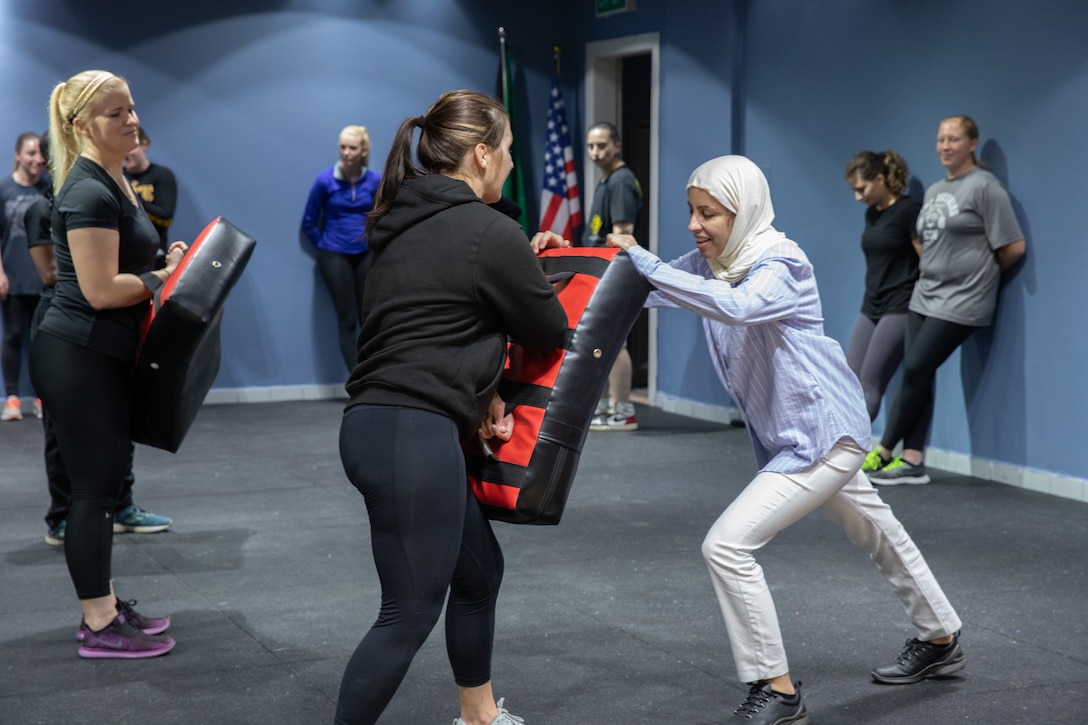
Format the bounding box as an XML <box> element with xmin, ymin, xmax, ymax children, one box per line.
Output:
<box><xmin>301</xmin><ymin>125</ymin><xmax>381</xmax><ymax>372</ymax></box>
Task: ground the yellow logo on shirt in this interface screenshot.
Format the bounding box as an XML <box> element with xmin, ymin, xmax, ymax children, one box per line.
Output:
<box><xmin>590</xmin><ymin>214</ymin><xmax>602</xmax><ymax>237</ymax></box>
<box><xmin>131</xmin><ymin>181</ymin><xmax>155</xmax><ymax>203</ymax></box>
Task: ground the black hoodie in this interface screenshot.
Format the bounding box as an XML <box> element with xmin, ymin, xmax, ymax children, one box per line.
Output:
<box><xmin>345</xmin><ymin>174</ymin><xmax>568</xmax><ymax>440</ymax></box>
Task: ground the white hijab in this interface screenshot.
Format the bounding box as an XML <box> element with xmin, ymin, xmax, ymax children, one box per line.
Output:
<box><xmin>687</xmin><ymin>155</ymin><xmax>786</xmax><ymax>283</ymax></box>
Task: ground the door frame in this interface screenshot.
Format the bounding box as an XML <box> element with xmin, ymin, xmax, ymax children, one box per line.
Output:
<box><xmin>585</xmin><ymin>32</ymin><xmax>660</xmax><ymax>403</ymax></box>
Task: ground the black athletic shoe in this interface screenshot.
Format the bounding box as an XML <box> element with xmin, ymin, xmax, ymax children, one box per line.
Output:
<box><xmin>726</xmin><ymin>681</ymin><xmax>809</xmax><ymax>723</ymax></box>
<box><xmin>872</xmin><ymin>632</ymin><xmax>966</xmax><ymax>684</ymax></box>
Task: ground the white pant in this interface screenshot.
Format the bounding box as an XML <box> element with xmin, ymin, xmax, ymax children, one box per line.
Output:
<box><xmin>701</xmin><ymin>441</ymin><xmax>962</xmax><ymax>682</ymax></box>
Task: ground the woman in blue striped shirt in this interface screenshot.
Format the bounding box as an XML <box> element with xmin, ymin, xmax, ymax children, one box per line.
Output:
<box><xmin>607</xmin><ymin>156</ymin><xmax>963</xmax><ymax>725</ymax></box>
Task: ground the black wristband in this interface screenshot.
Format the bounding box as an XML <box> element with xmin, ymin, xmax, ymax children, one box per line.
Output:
<box><xmin>139</xmin><ymin>272</ymin><xmax>164</xmax><ymax>293</ymax></box>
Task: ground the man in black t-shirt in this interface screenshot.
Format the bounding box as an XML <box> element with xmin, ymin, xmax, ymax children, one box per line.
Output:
<box><xmin>582</xmin><ymin>122</ymin><xmax>642</xmax><ymax>431</ymax></box>
<box><xmin>125</xmin><ymin>127</ymin><xmax>178</xmax><ymax>256</ymax></box>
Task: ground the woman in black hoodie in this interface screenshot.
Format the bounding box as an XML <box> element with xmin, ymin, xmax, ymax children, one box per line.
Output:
<box><xmin>335</xmin><ymin>90</ymin><xmax>568</xmax><ymax>725</ymax></box>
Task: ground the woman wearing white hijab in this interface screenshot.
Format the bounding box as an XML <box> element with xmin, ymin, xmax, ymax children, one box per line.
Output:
<box><xmin>608</xmin><ymin>156</ymin><xmax>964</xmax><ymax>724</ymax></box>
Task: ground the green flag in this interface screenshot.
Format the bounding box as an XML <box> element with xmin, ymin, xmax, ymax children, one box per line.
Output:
<box><xmin>497</xmin><ymin>30</ymin><xmax>529</xmax><ymax>235</ymax></box>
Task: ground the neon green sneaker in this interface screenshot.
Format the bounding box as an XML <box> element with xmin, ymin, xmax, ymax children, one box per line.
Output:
<box><xmin>862</xmin><ymin>449</ymin><xmax>888</xmax><ymax>473</ymax></box>
<box><xmin>868</xmin><ymin>457</ymin><xmax>931</xmax><ymax>486</ymax></box>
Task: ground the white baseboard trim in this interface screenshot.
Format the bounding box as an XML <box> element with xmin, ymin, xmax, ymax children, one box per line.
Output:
<box><xmin>920</xmin><ymin>446</ymin><xmax>1088</xmax><ymax>504</ymax></box>
<box><xmin>652</xmin><ymin>392</ymin><xmax>745</xmax><ymax>425</ymax></box>
<box><xmin>651</xmin><ymin>391</ymin><xmax>1087</xmax><ymax>505</ymax></box>
<box><xmin>204</xmin><ymin>384</ymin><xmax>348</xmax><ymax>406</ymax></box>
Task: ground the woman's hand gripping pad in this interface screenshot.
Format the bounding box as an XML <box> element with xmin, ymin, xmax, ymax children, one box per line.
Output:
<box><xmin>131</xmin><ymin>217</ymin><xmax>257</xmax><ymax>452</ymax></box>
<box><xmin>466</xmin><ymin>247</ymin><xmax>652</xmax><ymax>524</ymax></box>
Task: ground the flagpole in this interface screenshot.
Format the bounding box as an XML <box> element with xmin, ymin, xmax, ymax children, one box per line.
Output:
<box><xmin>554</xmin><ymin>44</ymin><xmax>561</xmax><ymax>82</ymax></box>
<box><xmin>498</xmin><ymin>27</ymin><xmax>508</xmax><ymax>102</ymax></box>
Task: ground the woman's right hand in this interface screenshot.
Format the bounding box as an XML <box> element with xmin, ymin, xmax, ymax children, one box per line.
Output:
<box><xmin>163</xmin><ymin>241</ymin><xmax>189</xmax><ymax>276</ymax></box>
<box><xmin>607</xmin><ymin>233</ymin><xmax>639</xmax><ymax>251</ymax></box>
<box><xmin>530</xmin><ymin>230</ymin><xmax>572</xmax><ymax>254</ymax></box>
<box><xmin>478</xmin><ymin>393</ymin><xmax>514</xmax><ymax>442</ymax></box>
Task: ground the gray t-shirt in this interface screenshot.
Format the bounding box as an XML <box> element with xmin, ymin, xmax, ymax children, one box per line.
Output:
<box><xmin>0</xmin><ymin>176</ymin><xmax>51</xmax><ymax>296</ymax></box>
<box><xmin>911</xmin><ymin>167</ymin><xmax>1023</xmax><ymax>326</ymax></box>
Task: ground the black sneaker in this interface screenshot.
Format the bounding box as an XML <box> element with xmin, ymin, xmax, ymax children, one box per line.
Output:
<box><xmin>726</xmin><ymin>681</ymin><xmax>809</xmax><ymax>723</ymax></box>
<box><xmin>872</xmin><ymin>632</ymin><xmax>965</xmax><ymax>684</ymax></box>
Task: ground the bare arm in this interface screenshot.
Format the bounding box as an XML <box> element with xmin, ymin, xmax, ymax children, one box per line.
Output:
<box><xmin>68</xmin><ymin>227</ymin><xmax>187</xmax><ymax>309</ymax></box>
<box><xmin>996</xmin><ymin>240</ymin><xmax>1025</xmax><ymax>270</ymax></box>
<box><xmin>29</xmin><ymin>245</ymin><xmax>57</xmax><ymax>287</ymax></box>
<box><xmin>912</xmin><ymin>237</ymin><xmax>922</xmax><ymax>257</ymax></box>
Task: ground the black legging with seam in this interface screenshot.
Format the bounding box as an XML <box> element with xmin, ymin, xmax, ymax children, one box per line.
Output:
<box><xmin>28</xmin><ymin>330</ymin><xmax>131</xmax><ymax>598</ymax></box>
<box><xmin>335</xmin><ymin>404</ymin><xmax>503</xmax><ymax>725</ymax></box>
<box><xmin>879</xmin><ymin>310</ymin><xmax>976</xmax><ymax>453</ymax></box>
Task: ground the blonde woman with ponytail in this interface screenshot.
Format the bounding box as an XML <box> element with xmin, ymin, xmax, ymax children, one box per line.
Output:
<box><xmin>843</xmin><ymin>150</ymin><xmax>922</xmax><ymax>431</ymax></box>
<box><xmin>29</xmin><ymin>70</ymin><xmax>186</xmax><ymax>659</ymax></box>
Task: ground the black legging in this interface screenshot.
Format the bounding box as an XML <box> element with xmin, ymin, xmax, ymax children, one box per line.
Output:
<box><xmin>31</xmin><ymin>293</ymin><xmax>136</xmax><ymax>530</ymax></box>
<box><xmin>316</xmin><ymin>248</ymin><xmax>371</xmax><ymax>372</ymax></box>
<box><xmin>29</xmin><ymin>331</ymin><xmax>132</xmax><ymax>599</ymax></box>
<box><xmin>335</xmin><ymin>405</ymin><xmax>503</xmax><ymax>725</ymax></box>
<box><xmin>1</xmin><ymin>293</ymin><xmax>39</xmax><ymax>396</ymax></box>
<box><xmin>879</xmin><ymin>311</ymin><xmax>976</xmax><ymax>453</ymax></box>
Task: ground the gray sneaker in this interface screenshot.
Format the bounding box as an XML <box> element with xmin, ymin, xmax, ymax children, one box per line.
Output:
<box><xmin>868</xmin><ymin>457</ymin><xmax>930</xmax><ymax>485</ymax></box>
<box><xmin>453</xmin><ymin>697</ymin><xmax>524</xmax><ymax>725</ymax></box>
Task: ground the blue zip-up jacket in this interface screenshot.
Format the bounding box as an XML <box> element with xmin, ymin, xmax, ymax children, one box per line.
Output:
<box><xmin>300</xmin><ymin>163</ymin><xmax>381</xmax><ymax>254</ymax></box>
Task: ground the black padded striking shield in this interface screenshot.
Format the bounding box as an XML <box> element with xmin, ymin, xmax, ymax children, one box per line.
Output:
<box><xmin>465</xmin><ymin>247</ymin><xmax>652</xmax><ymax>524</ymax></box>
<box><xmin>131</xmin><ymin>217</ymin><xmax>256</xmax><ymax>452</ymax></box>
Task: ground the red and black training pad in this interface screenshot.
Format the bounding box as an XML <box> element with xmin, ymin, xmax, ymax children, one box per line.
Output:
<box><xmin>465</xmin><ymin>247</ymin><xmax>652</xmax><ymax>525</ymax></box>
<box><xmin>131</xmin><ymin>217</ymin><xmax>257</xmax><ymax>453</ymax></box>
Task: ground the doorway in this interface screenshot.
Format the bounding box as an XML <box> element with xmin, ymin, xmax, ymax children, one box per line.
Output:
<box><xmin>584</xmin><ymin>33</ymin><xmax>660</xmax><ymax>401</ymax></box>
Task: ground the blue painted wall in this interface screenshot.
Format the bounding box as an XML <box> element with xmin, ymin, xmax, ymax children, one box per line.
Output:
<box><xmin>2</xmin><ymin>0</ymin><xmax>1084</xmax><ymax>482</ymax></box>
<box><xmin>0</xmin><ymin>0</ymin><xmax>573</xmax><ymax>388</ymax></box>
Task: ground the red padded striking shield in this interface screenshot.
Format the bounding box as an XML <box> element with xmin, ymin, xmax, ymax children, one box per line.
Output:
<box><xmin>465</xmin><ymin>247</ymin><xmax>652</xmax><ymax>524</ymax></box>
<box><xmin>131</xmin><ymin>217</ymin><xmax>256</xmax><ymax>452</ymax></box>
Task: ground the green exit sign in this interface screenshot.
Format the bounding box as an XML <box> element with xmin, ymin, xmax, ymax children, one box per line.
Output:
<box><xmin>596</xmin><ymin>0</ymin><xmax>636</xmax><ymax>17</ymax></box>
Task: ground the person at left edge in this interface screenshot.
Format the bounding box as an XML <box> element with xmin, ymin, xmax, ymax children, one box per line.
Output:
<box><xmin>29</xmin><ymin>70</ymin><xmax>185</xmax><ymax>658</ymax></box>
<box><xmin>0</xmin><ymin>132</ymin><xmax>50</xmax><ymax>421</ymax></box>
<box><xmin>301</xmin><ymin>125</ymin><xmax>381</xmax><ymax>373</ymax></box>
<box><xmin>335</xmin><ymin>89</ymin><xmax>568</xmax><ymax>725</ymax></box>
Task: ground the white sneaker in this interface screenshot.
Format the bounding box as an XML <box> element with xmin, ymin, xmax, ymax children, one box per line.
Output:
<box><xmin>590</xmin><ymin>402</ymin><xmax>637</xmax><ymax>431</ymax></box>
<box><xmin>1</xmin><ymin>396</ymin><xmax>22</xmax><ymax>421</ymax></box>
<box><xmin>453</xmin><ymin>697</ymin><xmax>525</xmax><ymax>725</ymax></box>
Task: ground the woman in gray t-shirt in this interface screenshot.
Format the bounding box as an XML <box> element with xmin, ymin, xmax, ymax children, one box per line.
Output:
<box><xmin>867</xmin><ymin>115</ymin><xmax>1025</xmax><ymax>485</ymax></box>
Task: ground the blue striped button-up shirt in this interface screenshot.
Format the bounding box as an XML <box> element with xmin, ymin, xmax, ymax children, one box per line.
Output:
<box><xmin>628</xmin><ymin>241</ymin><xmax>871</xmax><ymax>474</ymax></box>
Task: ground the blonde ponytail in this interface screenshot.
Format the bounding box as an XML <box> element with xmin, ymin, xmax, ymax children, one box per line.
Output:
<box><xmin>46</xmin><ymin>70</ymin><xmax>124</xmax><ymax>194</ymax></box>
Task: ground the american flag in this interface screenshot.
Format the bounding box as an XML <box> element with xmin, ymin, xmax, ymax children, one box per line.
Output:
<box><xmin>538</xmin><ymin>73</ymin><xmax>581</xmax><ymax>239</ymax></box>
